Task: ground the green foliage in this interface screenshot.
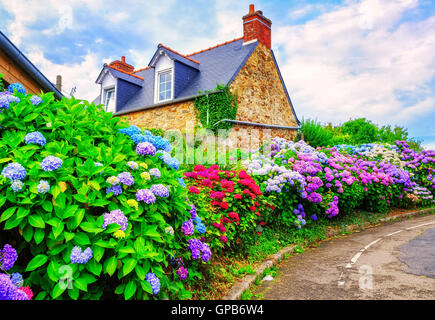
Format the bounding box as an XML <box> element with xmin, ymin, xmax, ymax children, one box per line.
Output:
<box><xmin>297</xmin><ymin>118</ymin><xmax>335</xmax><ymax>148</ymax></box>
<box><xmin>298</xmin><ymin>117</ymin><xmax>422</xmax><ymax>149</ymax></box>
<box><xmin>0</xmin><ymin>91</ymin><xmax>202</xmax><ymax>300</ymax></box>
<box><xmin>194</xmin><ymin>84</ymin><xmax>238</xmax><ymax>134</ymax></box>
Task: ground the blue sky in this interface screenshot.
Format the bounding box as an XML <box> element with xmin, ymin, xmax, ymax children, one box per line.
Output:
<box><xmin>1</xmin><ymin>0</ymin><xmax>434</xmax><ymax>148</ymax></box>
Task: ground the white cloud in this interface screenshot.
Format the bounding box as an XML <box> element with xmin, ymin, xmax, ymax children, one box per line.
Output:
<box><xmin>274</xmin><ymin>0</ymin><xmax>435</xmax><ymax>130</ymax></box>
<box><xmin>25</xmin><ymin>46</ymin><xmax>101</xmax><ymax>101</ymax></box>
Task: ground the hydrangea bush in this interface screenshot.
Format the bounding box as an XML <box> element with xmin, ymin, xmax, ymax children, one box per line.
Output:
<box><xmin>0</xmin><ymin>84</ymin><xmax>209</xmax><ymax>300</ymax></box>
<box><xmin>183</xmin><ymin>165</ymin><xmax>273</xmax><ymax>251</ymax></box>
<box><xmin>243</xmin><ymin>137</ymin><xmax>434</xmax><ymax>228</ymax></box>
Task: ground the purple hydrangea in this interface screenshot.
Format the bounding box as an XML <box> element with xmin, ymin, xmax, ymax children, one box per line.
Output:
<box><xmin>0</xmin><ymin>274</ymin><xmax>29</xmax><ymax>300</ymax></box>
<box><xmin>150</xmin><ymin>184</ymin><xmax>169</xmax><ymax>197</ymax></box>
<box><xmin>1</xmin><ymin>162</ymin><xmax>27</xmax><ymax>181</ymax></box>
<box><xmin>126</xmin><ymin>161</ymin><xmax>139</xmax><ymax>170</ymax></box>
<box><xmin>136</xmin><ymin>142</ymin><xmax>156</xmax><ymax>156</ymax></box>
<box><xmin>40</xmin><ymin>156</ymin><xmax>63</xmax><ymax>171</ymax></box>
<box><xmin>70</xmin><ymin>246</ymin><xmax>93</xmax><ymax>264</ymax></box>
<box><xmin>0</xmin><ymin>244</ymin><xmax>18</xmax><ymax>271</ymax></box>
<box><xmin>37</xmin><ymin>180</ymin><xmax>50</xmax><ymax>194</ymax></box>
<box><xmin>149</xmin><ymin>168</ymin><xmax>161</xmax><ymax>179</ymax></box>
<box><xmin>188</xmin><ymin>239</ymin><xmax>211</xmax><ymax>262</ymax></box>
<box><xmin>8</xmin><ymin>83</ymin><xmax>26</xmax><ymax>95</ymax></box>
<box><xmin>117</xmin><ymin>172</ymin><xmax>134</xmax><ymax>186</ymax></box>
<box><xmin>0</xmin><ymin>92</ymin><xmax>10</xmax><ymax>111</ymax></box>
<box><xmin>106</xmin><ymin>185</ymin><xmax>123</xmax><ymax>196</ymax></box>
<box><xmin>145</xmin><ymin>272</ymin><xmax>160</xmax><ymax>295</ymax></box>
<box><xmin>24</xmin><ymin>131</ymin><xmax>46</xmax><ymax>146</ymax></box>
<box><xmin>136</xmin><ymin>189</ymin><xmax>156</xmax><ymax>204</ymax></box>
<box><xmin>102</xmin><ymin>209</ymin><xmax>128</xmax><ymax>231</ymax></box>
<box><xmin>30</xmin><ymin>96</ymin><xmax>43</xmax><ymax>106</ymax></box>
<box><xmin>189</xmin><ymin>203</ymin><xmax>197</xmax><ymax>219</ymax></box>
<box><xmin>181</xmin><ymin>220</ymin><xmax>195</xmax><ymax>236</ymax></box>
<box><xmin>176</xmin><ymin>267</ymin><xmax>188</xmax><ymax>280</ymax></box>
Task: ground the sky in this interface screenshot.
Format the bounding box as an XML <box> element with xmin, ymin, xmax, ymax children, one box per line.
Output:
<box><xmin>0</xmin><ymin>0</ymin><xmax>434</xmax><ymax>148</ymax></box>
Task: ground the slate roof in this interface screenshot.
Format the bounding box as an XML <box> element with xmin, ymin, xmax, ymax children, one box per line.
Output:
<box><xmin>99</xmin><ymin>37</ymin><xmax>258</xmax><ymax>115</ymax></box>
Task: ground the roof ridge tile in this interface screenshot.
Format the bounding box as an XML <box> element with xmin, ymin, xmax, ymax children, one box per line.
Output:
<box><xmin>186</xmin><ymin>37</ymin><xmax>244</xmax><ymax>57</ymax></box>
<box><xmin>106</xmin><ymin>64</ymin><xmax>145</xmax><ymax>80</ymax></box>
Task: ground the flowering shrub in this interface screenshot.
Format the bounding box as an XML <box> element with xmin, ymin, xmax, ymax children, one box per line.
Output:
<box><xmin>183</xmin><ymin>165</ymin><xmax>272</xmax><ymax>250</ymax></box>
<box><xmin>243</xmin><ymin>137</ymin><xmax>434</xmax><ymax>228</ymax></box>
<box><xmin>0</xmin><ymin>243</ymin><xmax>34</xmax><ymax>300</ymax></box>
<box><xmin>0</xmin><ymin>86</ymin><xmax>209</xmax><ymax>300</ymax></box>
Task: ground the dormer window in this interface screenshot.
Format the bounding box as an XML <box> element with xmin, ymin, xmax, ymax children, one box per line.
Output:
<box><xmin>104</xmin><ymin>88</ymin><xmax>115</xmax><ymax>112</ymax></box>
<box><xmin>158</xmin><ymin>69</ymin><xmax>173</xmax><ymax>102</ymax></box>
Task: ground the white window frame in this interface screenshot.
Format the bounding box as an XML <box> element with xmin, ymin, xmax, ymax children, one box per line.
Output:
<box><xmin>154</xmin><ymin>67</ymin><xmax>174</xmax><ymax>103</ymax></box>
<box><xmin>104</xmin><ymin>87</ymin><xmax>116</xmax><ymax>113</ymax></box>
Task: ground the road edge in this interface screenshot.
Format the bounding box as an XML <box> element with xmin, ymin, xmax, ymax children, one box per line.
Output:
<box><xmin>221</xmin><ymin>207</ymin><xmax>435</xmax><ymax>300</ymax></box>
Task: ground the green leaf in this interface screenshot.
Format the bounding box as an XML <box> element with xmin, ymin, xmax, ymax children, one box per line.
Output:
<box><xmin>124</xmin><ymin>281</ymin><xmax>137</xmax><ymax>300</ymax></box>
<box><xmin>104</xmin><ymin>256</ymin><xmax>117</xmax><ymax>276</ymax></box>
<box><xmin>134</xmin><ymin>237</ymin><xmax>146</xmax><ymax>255</ymax></box>
<box><xmin>73</xmin><ymin>232</ymin><xmax>90</xmax><ymax>246</ymax></box>
<box><xmin>34</xmin><ymin>228</ymin><xmax>45</xmax><ymax>244</ymax></box>
<box><xmin>80</xmin><ymin>222</ymin><xmax>102</xmax><ymax>233</ymax></box>
<box><xmin>93</xmin><ymin>246</ymin><xmax>104</xmax><ymax>262</ymax></box>
<box><xmin>0</xmin><ymin>206</ymin><xmax>17</xmax><ymax>222</ymax></box>
<box><xmin>119</xmin><ymin>246</ymin><xmax>135</xmax><ymax>254</ymax></box>
<box><xmin>28</xmin><ymin>215</ymin><xmax>45</xmax><ymax>228</ymax></box>
<box><xmin>22</xmin><ymin>225</ymin><xmax>33</xmax><ymax>242</ymax></box>
<box><xmin>141</xmin><ymin>280</ymin><xmax>153</xmax><ymax>295</ymax></box>
<box><xmin>135</xmin><ymin>264</ymin><xmax>146</xmax><ymax>281</ymax></box>
<box><xmin>26</xmin><ymin>254</ymin><xmax>48</xmax><ymax>271</ymax></box>
<box><xmin>51</xmin><ymin>185</ymin><xmax>61</xmax><ymax>200</ymax></box>
<box><xmin>87</xmin><ymin>260</ymin><xmax>102</xmax><ymax>277</ymax></box>
<box><xmin>122</xmin><ymin>258</ymin><xmax>137</xmax><ymax>277</ymax></box>
<box><xmin>51</xmin><ymin>283</ymin><xmax>66</xmax><ymax>299</ymax></box>
<box><xmin>74</xmin><ymin>278</ymin><xmax>88</xmax><ymax>292</ymax></box>
<box><xmin>68</xmin><ymin>287</ymin><xmax>79</xmax><ymax>300</ymax></box>
<box><xmin>42</xmin><ymin>201</ymin><xmax>53</xmax><ymax>212</ymax></box>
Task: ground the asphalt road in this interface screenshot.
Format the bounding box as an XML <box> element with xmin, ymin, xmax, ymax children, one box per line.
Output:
<box><xmin>255</xmin><ymin>214</ymin><xmax>435</xmax><ymax>300</ymax></box>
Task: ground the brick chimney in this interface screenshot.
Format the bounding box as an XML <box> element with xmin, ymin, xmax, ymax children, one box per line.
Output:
<box><xmin>109</xmin><ymin>56</ymin><xmax>134</xmax><ymax>73</ymax></box>
<box><xmin>242</xmin><ymin>4</ymin><xmax>272</xmax><ymax>49</ymax></box>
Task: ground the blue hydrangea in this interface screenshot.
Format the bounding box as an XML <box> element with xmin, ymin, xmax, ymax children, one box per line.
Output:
<box><xmin>1</xmin><ymin>163</ymin><xmax>27</xmax><ymax>181</ymax></box>
<box><xmin>0</xmin><ymin>92</ymin><xmax>11</xmax><ymax>111</ymax></box>
<box><xmin>177</xmin><ymin>177</ymin><xmax>186</xmax><ymax>188</ymax></box>
<box><xmin>40</xmin><ymin>156</ymin><xmax>63</xmax><ymax>171</ymax></box>
<box><xmin>70</xmin><ymin>246</ymin><xmax>93</xmax><ymax>264</ymax></box>
<box><xmin>119</xmin><ymin>125</ymin><xmax>141</xmax><ymax>137</ymax></box>
<box><xmin>106</xmin><ymin>185</ymin><xmax>123</xmax><ymax>196</ymax></box>
<box><xmin>159</xmin><ymin>151</ymin><xmax>179</xmax><ymax>170</ymax></box>
<box><xmin>30</xmin><ymin>96</ymin><xmax>43</xmax><ymax>106</ymax></box>
<box><xmin>37</xmin><ymin>180</ymin><xmax>50</xmax><ymax>194</ymax></box>
<box><xmin>9</xmin><ymin>273</ymin><xmax>23</xmax><ymax>287</ymax></box>
<box><xmin>8</xmin><ymin>83</ymin><xmax>26</xmax><ymax>95</ymax></box>
<box><xmin>11</xmin><ymin>180</ymin><xmax>24</xmax><ymax>193</ymax></box>
<box><xmin>24</xmin><ymin>131</ymin><xmax>46</xmax><ymax>146</ymax></box>
<box><xmin>145</xmin><ymin>272</ymin><xmax>160</xmax><ymax>295</ymax></box>
<box><xmin>195</xmin><ymin>223</ymin><xmax>206</xmax><ymax>234</ymax></box>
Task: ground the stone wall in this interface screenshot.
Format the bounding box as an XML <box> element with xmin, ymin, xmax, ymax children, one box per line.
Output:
<box><xmin>123</xmin><ymin>100</ymin><xmax>197</xmax><ymax>132</ymax></box>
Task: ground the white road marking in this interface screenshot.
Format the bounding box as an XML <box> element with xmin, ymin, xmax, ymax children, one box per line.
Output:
<box><xmin>338</xmin><ymin>218</ymin><xmax>435</xmax><ymax>288</ymax></box>
<box><xmin>385</xmin><ymin>230</ymin><xmax>403</xmax><ymax>237</ymax></box>
<box><xmin>405</xmin><ymin>221</ymin><xmax>435</xmax><ymax>230</ymax></box>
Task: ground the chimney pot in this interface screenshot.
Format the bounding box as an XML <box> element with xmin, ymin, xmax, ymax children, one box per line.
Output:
<box><xmin>249</xmin><ymin>4</ymin><xmax>255</xmax><ymax>14</ymax></box>
<box><xmin>121</xmin><ymin>56</ymin><xmax>126</xmax><ymax>63</ymax></box>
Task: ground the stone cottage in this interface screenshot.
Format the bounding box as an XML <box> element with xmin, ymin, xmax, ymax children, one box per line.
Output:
<box><xmin>94</xmin><ymin>4</ymin><xmax>300</xmax><ymax>148</ymax></box>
